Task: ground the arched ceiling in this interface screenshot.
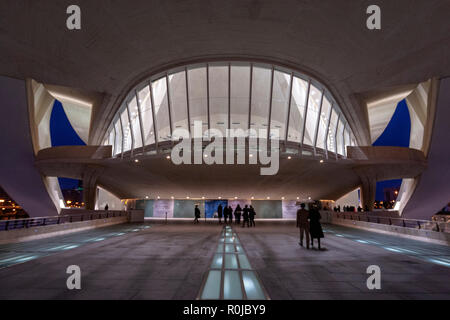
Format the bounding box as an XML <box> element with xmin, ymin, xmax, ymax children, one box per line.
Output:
<box><xmin>0</xmin><ymin>0</ymin><xmax>449</xmax><ymax>147</ymax></box>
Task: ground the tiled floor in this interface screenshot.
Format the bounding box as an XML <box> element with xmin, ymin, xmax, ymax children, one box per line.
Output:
<box><xmin>0</xmin><ymin>222</ymin><xmax>448</xmax><ymax>300</ymax></box>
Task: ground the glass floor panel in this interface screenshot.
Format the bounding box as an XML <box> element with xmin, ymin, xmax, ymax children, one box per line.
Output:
<box><xmin>198</xmin><ymin>226</ymin><xmax>269</xmax><ymax>300</ymax></box>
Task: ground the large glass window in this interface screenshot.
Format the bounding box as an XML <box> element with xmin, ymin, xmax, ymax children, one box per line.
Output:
<box><xmin>152</xmin><ymin>77</ymin><xmax>171</xmax><ymax>142</ymax></box>
<box><xmin>168</xmin><ymin>70</ymin><xmax>189</xmax><ymax>139</ymax></box>
<box><xmin>188</xmin><ymin>66</ymin><xmax>208</xmax><ymax>137</ymax></box>
<box><xmin>327</xmin><ymin>109</ymin><xmax>338</xmax><ymax>153</ymax></box>
<box><xmin>287</xmin><ymin>77</ymin><xmax>308</xmax><ymax>143</ymax></box>
<box><xmin>303</xmin><ymin>84</ymin><xmax>322</xmax><ymax>146</ymax></box>
<box><xmin>270</xmin><ymin>70</ymin><xmax>291</xmax><ymax>140</ymax></box>
<box><xmin>138</xmin><ymin>85</ymin><xmax>155</xmax><ymax>146</ymax></box>
<box><xmin>316</xmin><ymin>96</ymin><xmax>332</xmax><ymax>150</ymax></box>
<box><xmin>128</xmin><ymin>97</ymin><xmax>142</xmax><ymax>149</ymax></box>
<box><xmin>114</xmin><ymin>118</ymin><xmax>122</xmax><ymax>156</ymax></box>
<box><xmin>120</xmin><ymin>107</ymin><xmax>132</xmax><ymax>152</ymax></box>
<box><xmin>209</xmin><ymin>64</ymin><xmax>229</xmax><ymax>135</ymax></box>
<box><xmin>344</xmin><ymin>126</ymin><xmax>351</xmax><ymax>156</ymax></box>
<box><xmin>230</xmin><ymin>63</ymin><xmax>250</xmax><ymax>131</ymax></box>
<box><xmin>250</xmin><ymin>66</ymin><xmax>272</xmax><ymax>136</ymax></box>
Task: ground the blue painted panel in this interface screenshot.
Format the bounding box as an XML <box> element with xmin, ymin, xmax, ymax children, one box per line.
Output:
<box><xmin>205</xmin><ymin>200</ymin><xmax>228</xmax><ymax>218</ymax></box>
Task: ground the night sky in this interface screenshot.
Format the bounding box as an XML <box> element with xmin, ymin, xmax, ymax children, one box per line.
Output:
<box><xmin>50</xmin><ymin>99</ymin><xmax>412</xmax><ymax>200</ymax></box>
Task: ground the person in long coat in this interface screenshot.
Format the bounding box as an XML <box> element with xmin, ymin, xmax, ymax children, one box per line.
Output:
<box><xmin>249</xmin><ymin>205</ymin><xmax>256</xmax><ymax>227</ymax></box>
<box><xmin>217</xmin><ymin>204</ymin><xmax>223</xmax><ymax>224</ymax></box>
<box><xmin>309</xmin><ymin>204</ymin><xmax>324</xmax><ymax>249</ymax></box>
<box><xmin>227</xmin><ymin>206</ymin><xmax>233</xmax><ymax>224</ymax></box>
<box><xmin>242</xmin><ymin>205</ymin><xmax>250</xmax><ymax>227</ymax></box>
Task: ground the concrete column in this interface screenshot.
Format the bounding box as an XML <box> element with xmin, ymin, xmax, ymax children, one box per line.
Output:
<box><xmin>354</xmin><ymin>167</ymin><xmax>377</xmax><ymax>211</ymax></box>
<box><xmin>82</xmin><ymin>165</ymin><xmax>104</xmax><ymax>210</ymax></box>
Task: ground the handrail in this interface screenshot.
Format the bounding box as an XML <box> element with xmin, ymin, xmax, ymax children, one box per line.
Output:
<box><xmin>329</xmin><ymin>211</ymin><xmax>448</xmax><ymax>233</ymax></box>
<box><xmin>0</xmin><ymin>211</ymin><xmax>129</xmax><ymax>232</ymax></box>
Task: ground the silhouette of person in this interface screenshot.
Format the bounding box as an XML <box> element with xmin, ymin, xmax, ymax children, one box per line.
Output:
<box><xmin>309</xmin><ymin>204</ymin><xmax>324</xmax><ymax>250</ymax></box>
<box><xmin>242</xmin><ymin>205</ymin><xmax>250</xmax><ymax>228</ymax></box>
<box><xmin>217</xmin><ymin>204</ymin><xmax>223</xmax><ymax>224</ymax></box>
<box><xmin>227</xmin><ymin>206</ymin><xmax>233</xmax><ymax>224</ymax></box>
<box><xmin>234</xmin><ymin>205</ymin><xmax>242</xmax><ymax>224</ymax></box>
<box><xmin>223</xmin><ymin>205</ymin><xmax>228</xmax><ymax>224</ymax></box>
<box><xmin>194</xmin><ymin>205</ymin><xmax>201</xmax><ymax>224</ymax></box>
<box><xmin>296</xmin><ymin>203</ymin><xmax>310</xmax><ymax>249</ymax></box>
<box><xmin>104</xmin><ymin>204</ymin><xmax>109</xmax><ymax>211</ymax></box>
<box><xmin>249</xmin><ymin>205</ymin><xmax>256</xmax><ymax>227</ymax></box>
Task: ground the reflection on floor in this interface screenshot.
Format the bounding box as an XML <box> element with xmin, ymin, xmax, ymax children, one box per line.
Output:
<box><xmin>199</xmin><ymin>225</ymin><xmax>268</xmax><ymax>300</ymax></box>
<box><xmin>0</xmin><ymin>224</ymin><xmax>150</xmax><ymax>269</ymax></box>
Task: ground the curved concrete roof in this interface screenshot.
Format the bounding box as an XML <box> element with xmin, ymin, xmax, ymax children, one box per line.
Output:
<box><xmin>1</xmin><ymin>0</ymin><xmax>449</xmax><ymax>148</ymax></box>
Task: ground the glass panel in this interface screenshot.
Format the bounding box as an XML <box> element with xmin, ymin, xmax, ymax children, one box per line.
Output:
<box><xmin>223</xmin><ymin>270</ymin><xmax>243</xmax><ymax>300</ymax></box>
<box><xmin>209</xmin><ymin>64</ymin><xmax>229</xmax><ymax>135</ymax></box>
<box><xmin>225</xmin><ymin>244</ymin><xmax>235</xmax><ymax>253</ymax></box>
<box><xmin>211</xmin><ymin>254</ymin><xmax>223</xmax><ymax>269</ymax></box>
<box><xmin>188</xmin><ymin>66</ymin><xmax>208</xmax><ymax>137</ymax></box>
<box><xmin>152</xmin><ymin>77</ymin><xmax>171</xmax><ymax>142</ymax></box>
<box><xmin>108</xmin><ymin>129</ymin><xmax>115</xmax><ymax>155</ymax></box>
<box><xmin>114</xmin><ymin>119</ymin><xmax>122</xmax><ymax>155</ymax></box>
<box><xmin>238</xmin><ymin>254</ymin><xmax>251</xmax><ymax>270</ymax></box>
<box><xmin>316</xmin><ymin>96</ymin><xmax>332</xmax><ymax>150</ymax></box>
<box><xmin>168</xmin><ymin>71</ymin><xmax>189</xmax><ymax>139</ymax></box>
<box><xmin>327</xmin><ymin>109</ymin><xmax>338</xmax><ymax>153</ymax></box>
<box><xmin>120</xmin><ymin>107</ymin><xmax>132</xmax><ymax>152</ymax></box>
<box><xmin>250</xmin><ymin>66</ymin><xmax>271</xmax><ymax>136</ymax></box>
<box><xmin>287</xmin><ymin>77</ymin><xmax>308</xmax><ymax>143</ymax></box>
<box><xmin>242</xmin><ymin>271</ymin><xmax>265</xmax><ymax>300</ymax></box>
<box><xmin>344</xmin><ymin>126</ymin><xmax>351</xmax><ymax>156</ymax></box>
<box><xmin>201</xmin><ymin>270</ymin><xmax>221</xmax><ymax>300</ymax></box>
<box><xmin>303</xmin><ymin>84</ymin><xmax>322</xmax><ymax>146</ymax></box>
<box><xmin>270</xmin><ymin>70</ymin><xmax>291</xmax><ymax>140</ymax></box>
<box><xmin>217</xmin><ymin>243</ymin><xmax>224</xmax><ymax>252</ymax></box>
<box><xmin>230</xmin><ymin>63</ymin><xmax>250</xmax><ymax>131</ymax></box>
<box><xmin>224</xmin><ymin>254</ymin><xmax>238</xmax><ymax>269</ymax></box>
<box><xmin>138</xmin><ymin>85</ymin><xmax>155</xmax><ymax>146</ymax></box>
<box><xmin>336</xmin><ymin>117</ymin><xmax>345</xmax><ymax>155</ymax></box>
<box><xmin>128</xmin><ymin>97</ymin><xmax>142</xmax><ymax>149</ymax></box>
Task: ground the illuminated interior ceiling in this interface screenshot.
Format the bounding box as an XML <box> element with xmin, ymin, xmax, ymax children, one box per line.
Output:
<box><xmin>103</xmin><ymin>62</ymin><xmax>357</xmax><ymax>158</ymax></box>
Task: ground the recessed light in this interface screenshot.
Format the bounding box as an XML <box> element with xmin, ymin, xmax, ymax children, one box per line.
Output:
<box><xmin>249</xmin><ymin>154</ymin><xmax>253</xmax><ymax>158</ymax></box>
<box><xmin>297</xmin><ymin>197</ymin><xmax>300</xmax><ymax>200</ymax></box>
<box><xmin>288</xmin><ymin>156</ymin><xmax>292</xmax><ymax>160</ymax></box>
<box><xmin>234</xmin><ymin>197</ymin><xmax>238</xmax><ymax>199</ymax></box>
<box><xmin>171</xmin><ymin>196</ymin><xmax>174</xmax><ymax>199</ymax></box>
<box><xmin>186</xmin><ymin>196</ymin><xmax>190</xmax><ymax>199</ymax></box>
<box><xmin>267</xmin><ymin>197</ymin><xmax>270</xmax><ymax>200</ymax></box>
<box><xmin>320</xmin><ymin>160</ymin><xmax>324</xmax><ymax>163</ymax></box>
<box><xmin>157</xmin><ymin>196</ymin><xmax>160</xmax><ymax>199</ymax></box>
<box><xmin>134</xmin><ymin>159</ymin><xmax>139</xmax><ymax>163</ymax></box>
<box><xmin>166</xmin><ymin>155</ymin><xmax>171</xmax><ymax>160</ymax></box>
<box><xmin>202</xmin><ymin>196</ymin><xmax>205</xmax><ymax>199</ymax></box>
<box><xmin>204</xmin><ymin>155</ymin><xmax>208</xmax><ymax>158</ymax></box>
<box><xmin>145</xmin><ymin>196</ymin><xmax>149</xmax><ymax>199</ymax></box>
<box><xmin>282</xmin><ymin>197</ymin><xmax>285</xmax><ymax>200</ymax></box>
<box><xmin>251</xmin><ymin>197</ymin><xmax>254</xmax><ymax>200</ymax></box>
<box><xmin>218</xmin><ymin>197</ymin><xmax>222</xmax><ymax>199</ymax></box>
<box><xmin>308</xmin><ymin>197</ymin><xmax>312</xmax><ymax>200</ymax></box>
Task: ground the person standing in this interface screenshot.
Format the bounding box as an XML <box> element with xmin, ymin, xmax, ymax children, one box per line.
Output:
<box><xmin>217</xmin><ymin>204</ymin><xmax>223</xmax><ymax>224</ymax></box>
<box><xmin>104</xmin><ymin>203</ymin><xmax>109</xmax><ymax>211</ymax></box>
<box><xmin>228</xmin><ymin>206</ymin><xmax>233</xmax><ymax>224</ymax></box>
<box><xmin>296</xmin><ymin>203</ymin><xmax>310</xmax><ymax>249</ymax></box>
<box><xmin>249</xmin><ymin>205</ymin><xmax>256</xmax><ymax>227</ymax></box>
<box><xmin>242</xmin><ymin>205</ymin><xmax>250</xmax><ymax>228</ymax></box>
<box><xmin>223</xmin><ymin>205</ymin><xmax>228</xmax><ymax>224</ymax></box>
<box><xmin>194</xmin><ymin>205</ymin><xmax>201</xmax><ymax>224</ymax></box>
<box><xmin>309</xmin><ymin>204</ymin><xmax>324</xmax><ymax>250</ymax></box>
<box><xmin>234</xmin><ymin>205</ymin><xmax>242</xmax><ymax>225</ymax></box>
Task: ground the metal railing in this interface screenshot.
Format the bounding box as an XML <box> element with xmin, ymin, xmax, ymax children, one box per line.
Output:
<box><xmin>328</xmin><ymin>211</ymin><xmax>449</xmax><ymax>233</ymax></box>
<box><xmin>0</xmin><ymin>211</ymin><xmax>128</xmax><ymax>232</ymax></box>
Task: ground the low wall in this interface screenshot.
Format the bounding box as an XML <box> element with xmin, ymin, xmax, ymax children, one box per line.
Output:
<box><xmin>145</xmin><ymin>217</ymin><xmax>296</xmax><ymax>226</ymax></box>
<box><xmin>0</xmin><ymin>216</ymin><xmax>128</xmax><ymax>245</ymax></box>
<box><xmin>322</xmin><ymin>211</ymin><xmax>450</xmax><ymax>246</ymax></box>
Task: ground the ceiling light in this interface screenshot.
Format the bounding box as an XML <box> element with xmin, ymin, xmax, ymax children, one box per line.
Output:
<box><xmin>251</xmin><ymin>197</ymin><xmax>254</xmax><ymax>200</ymax></box>
<box><xmin>267</xmin><ymin>197</ymin><xmax>270</xmax><ymax>200</ymax></box>
<box><xmin>320</xmin><ymin>160</ymin><xmax>324</xmax><ymax>163</ymax></box>
<box><xmin>282</xmin><ymin>197</ymin><xmax>285</xmax><ymax>200</ymax></box>
<box><xmin>134</xmin><ymin>159</ymin><xmax>139</xmax><ymax>163</ymax></box>
<box><xmin>186</xmin><ymin>196</ymin><xmax>190</xmax><ymax>199</ymax></box>
<box><xmin>288</xmin><ymin>156</ymin><xmax>292</xmax><ymax>160</ymax></box>
<box><xmin>166</xmin><ymin>155</ymin><xmax>171</xmax><ymax>160</ymax></box>
<box><xmin>297</xmin><ymin>197</ymin><xmax>300</xmax><ymax>200</ymax></box>
<box><xmin>171</xmin><ymin>196</ymin><xmax>174</xmax><ymax>199</ymax></box>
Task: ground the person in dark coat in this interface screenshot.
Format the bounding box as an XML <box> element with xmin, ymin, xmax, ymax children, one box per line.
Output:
<box><xmin>249</xmin><ymin>205</ymin><xmax>256</xmax><ymax>227</ymax></box>
<box><xmin>242</xmin><ymin>205</ymin><xmax>250</xmax><ymax>227</ymax></box>
<box><xmin>223</xmin><ymin>206</ymin><xmax>228</xmax><ymax>224</ymax></box>
<box><xmin>296</xmin><ymin>203</ymin><xmax>310</xmax><ymax>249</ymax></box>
<box><xmin>217</xmin><ymin>204</ymin><xmax>223</xmax><ymax>224</ymax></box>
<box><xmin>227</xmin><ymin>206</ymin><xmax>233</xmax><ymax>224</ymax></box>
<box><xmin>309</xmin><ymin>204</ymin><xmax>324</xmax><ymax>249</ymax></box>
<box><xmin>194</xmin><ymin>205</ymin><xmax>201</xmax><ymax>224</ymax></box>
<box><xmin>234</xmin><ymin>205</ymin><xmax>242</xmax><ymax>225</ymax></box>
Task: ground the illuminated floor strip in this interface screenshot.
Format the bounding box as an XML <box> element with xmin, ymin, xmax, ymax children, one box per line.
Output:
<box><xmin>324</xmin><ymin>225</ymin><xmax>450</xmax><ymax>268</ymax></box>
<box><xmin>198</xmin><ymin>226</ymin><xmax>269</xmax><ymax>300</ymax></box>
<box><xmin>0</xmin><ymin>224</ymin><xmax>151</xmax><ymax>269</ymax></box>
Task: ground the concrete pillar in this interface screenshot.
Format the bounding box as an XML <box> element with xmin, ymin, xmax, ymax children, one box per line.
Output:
<box><xmin>82</xmin><ymin>165</ymin><xmax>104</xmax><ymax>210</ymax></box>
<box><xmin>354</xmin><ymin>167</ymin><xmax>377</xmax><ymax>211</ymax></box>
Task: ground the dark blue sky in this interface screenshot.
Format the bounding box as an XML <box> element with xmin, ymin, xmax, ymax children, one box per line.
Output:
<box><xmin>372</xmin><ymin>100</ymin><xmax>411</xmax><ymax>200</ymax></box>
<box><xmin>50</xmin><ymin>100</ymin><xmax>85</xmax><ymax>190</ymax></box>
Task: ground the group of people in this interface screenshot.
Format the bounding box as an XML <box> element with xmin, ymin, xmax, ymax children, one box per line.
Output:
<box><xmin>296</xmin><ymin>203</ymin><xmax>324</xmax><ymax>250</ymax></box>
<box><xmin>217</xmin><ymin>204</ymin><xmax>256</xmax><ymax>227</ymax></box>
<box><xmin>193</xmin><ymin>204</ymin><xmax>257</xmax><ymax>227</ymax></box>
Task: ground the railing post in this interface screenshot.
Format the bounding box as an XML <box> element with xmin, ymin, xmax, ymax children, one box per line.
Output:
<box><xmin>5</xmin><ymin>220</ymin><xmax>9</xmax><ymax>231</ymax></box>
<box><xmin>377</xmin><ymin>217</ymin><xmax>380</xmax><ymax>224</ymax></box>
<box><xmin>417</xmin><ymin>221</ymin><xmax>421</xmax><ymax>229</ymax></box>
<box><xmin>436</xmin><ymin>223</ymin><xmax>440</xmax><ymax>232</ymax></box>
<box><xmin>403</xmin><ymin>220</ymin><xmax>406</xmax><ymax>227</ymax></box>
<box><xmin>389</xmin><ymin>218</ymin><xmax>392</xmax><ymax>226</ymax></box>
<box><xmin>70</xmin><ymin>216</ymin><xmax>73</xmax><ymax>223</ymax></box>
<box><xmin>57</xmin><ymin>217</ymin><xmax>60</xmax><ymax>225</ymax></box>
<box><xmin>42</xmin><ymin>218</ymin><xmax>46</xmax><ymax>226</ymax></box>
<box><xmin>81</xmin><ymin>215</ymin><xmax>84</xmax><ymax>222</ymax></box>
